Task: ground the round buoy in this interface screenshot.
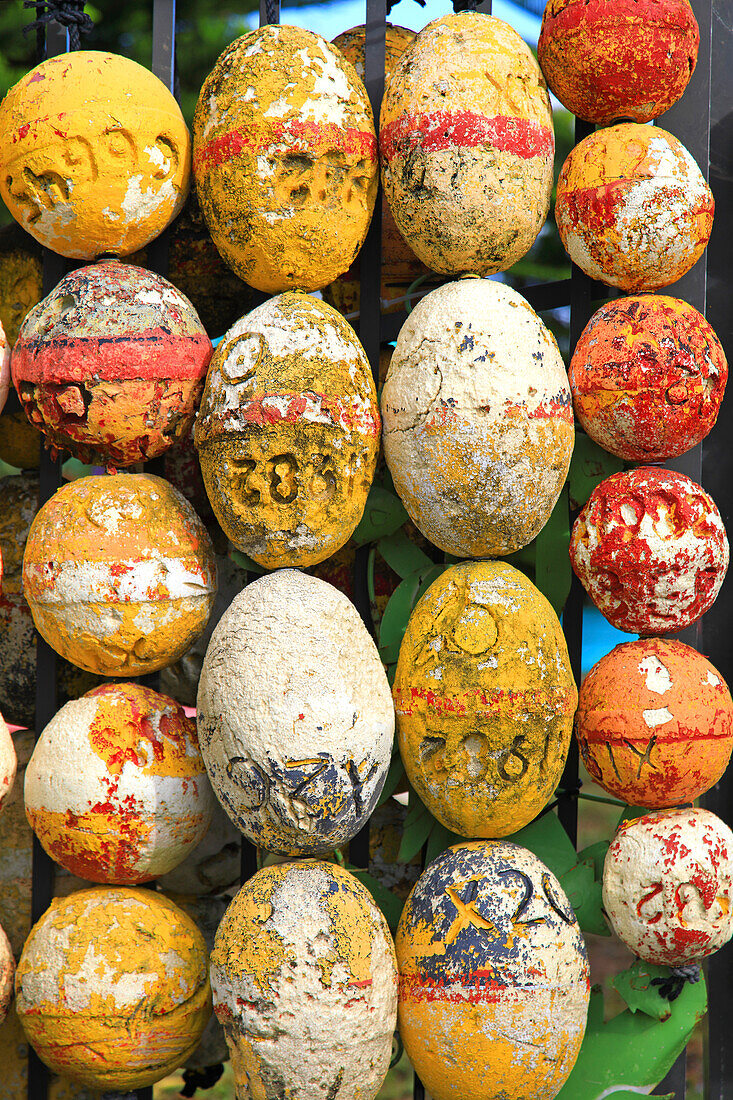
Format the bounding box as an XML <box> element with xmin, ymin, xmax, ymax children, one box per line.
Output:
<box><xmin>577</xmin><ymin>638</ymin><xmax>733</xmax><ymax>807</ymax></box>
<box><xmin>12</xmin><ymin>261</ymin><xmax>212</xmax><ymax>467</ymax></box>
<box><xmin>0</xmin><ymin>52</ymin><xmax>190</xmax><ymax>259</ymax></box>
<box><xmin>555</xmin><ymin>124</ymin><xmax>713</xmax><ymax>291</ymax></box>
<box><xmin>381</xmin><ymin>278</ymin><xmax>573</xmax><ymax>557</ymax></box>
<box><xmin>24</xmin><ymin>682</ymin><xmax>215</xmax><ymax>883</ymax></box>
<box><xmin>0</xmin><ymin>712</ymin><xmax>16</xmax><ymax>812</ymax></box>
<box><xmin>0</xmin><ymin>223</ymin><xmax>42</xmax><ymax>347</ymax></box>
<box><xmin>538</xmin><ymin>0</ymin><xmax>699</xmax><ymax>125</ymax></box>
<box><xmin>0</xmin><ymin>320</ymin><xmax>9</xmax><ymax>417</ymax></box>
<box><xmin>570</xmin><ymin>467</ymin><xmax>728</xmax><ymax>634</ymax></box>
<box><xmin>395</xmin><ymin>561</ymin><xmax>576</xmax><ymax>837</ymax></box>
<box><xmin>193</xmin><ymin>25</ymin><xmax>377</xmax><ymax>293</ymax></box>
<box><xmin>603</xmin><ymin>808</ymin><xmax>733</xmax><ymax>965</ymax></box>
<box><xmin>569</xmin><ymin>295</ymin><xmax>727</xmax><ymax>461</ymax></box>
<box><xmin>197</xmin><ymin>569</ymin><xmax>394</xmax><ymax>855</ymax></box>
<box><xmin>380</xmin><ymin>13</ymin><xmax>554</xmax><ymax>276</ymax></box>
<box><xmin>15</xmin><ymin>887</ymin><xmax>211</xmax><ymax>1090</ymax></box>
<box><xmin>0</xmin><ymin>922</ymin><xmax>13</xmax><ymax>1025</ymax></box>
<box><xmin>211</xmin><ymin>861</ymin><xmax>397</xmax><ymax>1100</ymax></box>
<box><xmin>195</xmin><ymin>292</ymin><xmax>379</xmax><ymax>569</ymax></box>
<box><xmin>397</xmin><ymin>841</ymin><xmax>589</xmax><ymax>1100</ymax></box>
<box><xmin>22</xmin><ymin>473</ymin><xmax>217</xmax><ymax>676</ymax></box>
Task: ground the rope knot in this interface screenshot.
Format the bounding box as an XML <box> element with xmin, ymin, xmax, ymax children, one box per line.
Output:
<box><xmin>650</xmin><ymin>963</ymin><xmax>702</xmax><ymax>1002</ymax></box>
<box><xmin>180</xmin><ymin>1065</ymin><xmax>225</xmax><ymax>1097</ymax></box>
<box><xmin>23</xmin><ymin>1</ymin><xmax>93</xmax><ymax>52</ymax></box>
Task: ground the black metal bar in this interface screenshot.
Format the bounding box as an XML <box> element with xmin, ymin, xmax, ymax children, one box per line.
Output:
<box><xmin>658</xmin><ymin>1050</ymin><xmax>688</xmax><ymax>1098</ymax></box>
<box><xmin>358</xmin><ymin>0</ymin><xmax>386</xmax><ymax>388</ymax></box>
<box><xmin>147</xmin><ymin>0</ymin><xmax>177</xmax><ymax>276</ymax></box>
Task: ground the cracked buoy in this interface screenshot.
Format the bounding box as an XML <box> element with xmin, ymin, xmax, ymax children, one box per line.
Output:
<box><xmin>569</xmin><ymin>467</ymin><xmax>729</xmax><ymax>635</ymax></box>
<box><xmin>195</xmin><ymin>292</ymin><xmax>379</xmax><ymax>569</ymax></box>
<box><xmin>538</xmin><ymin>0</ymin><xmax>699</xmax><ymax>125</ymax></box>
<box><xmin>569</xmin><ymin>295</ymin><xmax>727</xmax><ymax>461</ymax></box>
<box><xmin>211</xmin><ymin>860</ymin><xmax>397</xmax><ymax>1100</ymax></box>
<box><xmin>394</xmin><ymin>561</ymin><xmax>577</xmax><ymax>837</ymax></box>
<box><xmin>380</xmin><ymin>13</ymin><xmax>554</xmax><ymax>276</ymax></box>
<box><xmin>603</xmin><ymin>808</ymin><xmax>733</xmax><ymax>965</ymax></box>
<box><xmin>0</xmin><ymin>712</ymin><xmax>16</xmax><ymax>813</ymax></box>
<box><xmin>397</xmin><ymin>841</ymin><xmax>590</xmax><ymax>1100</ymax></box>
<box><xmin>197</xmin><ymin>569</ymin><xmax>394</xmax><ymax>856</ymax></box>
<box><xmin>381</xmin><ymin>278</ymin><xmax>573</xmax><ymax>557</ymax></box>
<box><xmin>577</xmin><ymin>638</ymin><xmax>733</xmax><ymax>808</ymax></box>
<box><xmin>22</xmin><ymin>473</ymin><xmax>217</xmax><ymax>676</ymax></box>
<box><xmin>12</xmin><ymin>261</ymin><xmax>212</xmax><ymax>467</ymax></box>
<box><xmin>193</xmin><ymin>24</ymin><xmax>377</xmax><ymax>293</ymax></box>
<box><xmin>555</xmin><ymin>123</ymin><xmax>714</xmax><ymax>291</ymax></box>
<box><xmin>0</xmin><ymin>51</ymin><xmax>190</xmax><ymax>260</ymax></box>
<box><xmin>15</xmin><ymin>887</ymin><xmax>211</xmax><ymax>1091</ymax></box>
<box><xmin>24</xmin><ymin>682</ymin><xmax>215</xmax><ymax>883</ymax></box>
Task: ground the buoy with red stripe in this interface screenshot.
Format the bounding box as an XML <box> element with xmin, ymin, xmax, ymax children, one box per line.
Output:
<box><xmin>381</xmin><ymin>278</ymin><xmax>573</xmax><ymax>558</ymax></box>
<box><xmin>12</xmin><ymin>262</ymin><xmax>212</xmax><ymax>468</ymax></box>
<box><xmin>193</xmin><ymin>24</ymin><xmax>378</xmax><ymax>293</ymax></box>
<box><xmin>195</xmin><ymin>292</ymin><xmax>380</xmax><ymax>569</ymax></box>
<box><xmin>397</xmin><ymin>841</ymin><xmax>590</xmax><ymax>1100</ymax></box>
<box><xmin>380</xmin><ymin>13</ymin><xmax>554</xmax><ymax>276</ymax></box>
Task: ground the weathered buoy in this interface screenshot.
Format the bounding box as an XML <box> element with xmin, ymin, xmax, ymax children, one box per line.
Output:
<box><xmin>197</xmin><ymin>569</ymin><xmax>394</xmax><ymax>855</ymax></box>
<box><xmin>193</xmin><ymin>25</ymin><xmax>377</xmax><ymax>293</ymax></box>
<box><xmin>570</xmin><ymin>467</ymin><xmax>729</xmax><ymax>634</ymax></box>
<box><xmin>394</xmin><ymin>561</ymin><xmax>577</xmax><ymax>837</ymax></box>
<box><xmin>380</xmin><ymin>13</ymin><xmax>554</xmax><ymax>276</ymax></box>
<box><xmin>15</xmin><ymin>887</ymin><xmax>211</xmax><ymax>1090</ymax></box>
<box><xmin>538</xmin><ymin>0</ymin><xmax>699</xmax><ymax>125</ymax></box>
<box><xmin>603</xmin><ymin>808</ymin><xmax>733</xmax><ymax>965</ymax></box>
<box><xmin>0</xmin><ymin>320</ymin><xmax>9</xmax><ymax>416</ymax></box>
<box><xmin>569</xmin><ymin>295</ymin><xmax>727</xmax><ymax>461</ymax></box>
<box><xmin>0</xmin><ymin>51</ymin><xmax>190</xmax><ymax>259</ymax></box>
<box><xmin>555</xmin><ymin>124</ymin><xmax>713</xmax><ymax>291</ymax></box>
<box><xmin>211</xmin><ymin>860</ymin><xmax>397</xmax><ymax>1100</ymax></box>
<box><xmin>0</xmin><ymin>922</ymin><xmax>13</xmax><ymax>1025</ymax></box>
<box><xmin>0</xmin><ymin>713</ymin><xmax>16</xmax><ymax>812</ymax></box>
<box><xmin>381</xmin><ymin>278</ymin><xmax>573</xmax><ymax>557</ymax></box>
<box><xmin>22</xmin><ymin>473</ymin><xmax>217</xmax><ymax>676</ymax></box>
<box><xmin>157</xmin><ymin>797</ymin><xmax>241</xmax><ymax>896</ymax></box>
<box><xmin>397</xmin><ymin>841</ymin><xmax>589</xmax><ymax>1100</ymax></box>
<box><xmin>24</xmin><ymin>682</ymin><xmax>215</xmax><ymax>883</ymax></box>
<box><xmin>0</xmin><ymin>223</ymin><xmax>42</xmax><ymax>346</ymax></box>
<box><xmin>195</xmin><ymin>292</ymin><xmax>379</xmax><ymax>569</ymax></box>
<box><xmin>577</xmin><ymin>638</ymin><xmax>733</xmax><ymax>807</ymax></box>
<box><xmin>12</xmin><ymin>261</ymin><xmax>212</xmax><ymax>467</ymax></box>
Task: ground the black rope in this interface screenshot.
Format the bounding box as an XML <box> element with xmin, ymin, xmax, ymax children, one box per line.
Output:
<box><xmin>387</xmin><ymin>0</ymin><xmax>425</xmax><ymax>13</ymax></box>
<box><xmin>180</xmin><ymin>1065</ymin><xmax>225</xmax><ymax>1097</ymax></box>
<box><xmin>264</xmin><ymin>0</ymin><xmax>279</xmax><ymax>26</ymax></box>
<box><xmin>23</xmin><ymin>1</ymin><xmax>93</xmax><ymax>52</ymax></box>
<box><xmin>452</xmin><ymin>0</ymin><xmax>480</xmax><ymax>11</ymax></box>
<box><xmin>651</xmin><ymin>964</ymin><xmax>702</xmax><ymax>1002</ymax></box>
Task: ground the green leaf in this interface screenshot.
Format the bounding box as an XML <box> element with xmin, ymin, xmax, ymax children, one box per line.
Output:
<box><xmin>568</xmin><ymin>432</ymin><xmax>624</xmax><ymax>511</ymax></box>
<box><xmin>424</xmin><ymin>820</ymin><xmax>462</xmax><ymax>866</ymax></box>
<box><xmin>376</xmin><ymin>754</ymin><xmax>406</xmax><ymax>807</ymax></box>
<box><xmin>377</xmin><ymin>529</ymin><xmax>435</xmax><ymax>579</ymax></box>
<box><xmin>397</xmin><ymin>789</ymin><xmax>434</xmax><ymax>863</ymax></box>
<box><xmin>508</xmin><ymin>812</ymin><xmax>578</xmax><ymax>879</ymax></box>
<box><xmin>378</xmin><ymin>565</ymin><xmax>446</xmax><ymax>666</ymax></box>
<box><xmin>577</xmin><ymin>841</ymin><xmax>610</xmax><ymax>878</ymax></box>
<box><xmin>228</xmin><ymin>548</ymin><xmax>266</xmax><ymax>573</ymax></box>
<box><xmin>611</xmin><ymin>961</ymin><xmax>675</xmax><ymax>1021</ymax></box>
<box><xmin>534</xmin><ymin>485</ymin><xmax>571</xmax><ymax>614</ymax></box>
<box><xmin>351</xmin><ymin>485</ymin><xmax>409</xmax><ymax>546</ymax></box>
<box><xmin>556</xmin><ymin>971</ymin><xmax>707</xmax><ymax>1100</ymax></box>
<box><xmin>351</xmin><ymin>871</ymin><xmax>405</xmax><ymax>932</ymax></box>
<box><xmin>557</xmin><ymin>860</ymin><xmax>607</xmax><ymax>937</ymax></box>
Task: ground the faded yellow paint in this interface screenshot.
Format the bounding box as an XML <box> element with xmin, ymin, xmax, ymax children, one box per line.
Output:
<box><xmin>0</xmin><ymin>226</ymin><xmax>42</xmax><ymax>346</ymax></box>
<box><xmin>15</xmin><ymin>887</ymin><xmax>211</xmax><ymax>1091</ymax></box>
<box><xmin>394</xmin><ymin>561</ymin><xmax>577</xmax><ymax>837</ymax></box>
<box><xmin>0</xmin><ymin>52</ymin><xmax>190</xmax><ymax>260</ymax></box>
<box><xmin>193</xmin><ymin>24</ymin><xmax>378</xmax><ymax>293</ymax></box>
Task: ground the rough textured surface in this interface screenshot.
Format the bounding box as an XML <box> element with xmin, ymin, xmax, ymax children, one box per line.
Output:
<box><xmin>0</xmin><ymin>408</ymin><xmax>40</xmax><ymax>469</ymax></box>
<box><xmin>0</xmin><ymin>51</ymin><xmax>190</xmax><ymax>259</ymax></box>
<box><xmin>569</xmin><ymin>295</ymin><xmax>727</xmax><ymax>461</ymax></box>
<box><xmin>12</xmin><ymin>261</ymin><xmax>212</xmax><ymax>467</ymax></box>
<box><xmin>577</xmin><ymin>638</ymin><xmax>733</xmax><ymax>808</ymax></box>
<box><xmin>556</xmin><ymin>124</ymin><xmax>714</xmax><ymax>291</ymax></box>
<box><xmin>0</xmin><ymin>223</ymin><xmax>42</xmax><ymax>346</ymax></box>
<box><xmin>22</xmin><ymin>473</ymin><xmax>217</xmax><ymax>676</ymax></box>
<box><xmin>0</xmin><ymin>320</ymin><xmax>9</xmax><ymax>416</ymax></box>
<box><xmin>25</xmin><ymin>682</ymin><xmax>215</xmax><ymax>883</ymax></box>
<box><xmin>394</xmin><ymin>561</ymin><xmax>577</xmax><ymax>837</ymax></box>
<box><xmin>0</xmin><ymin>922</ymin><xmax>13</xmax><ymax>1024</ymax></box>
<box><xmin>193</xmin><ymin>25</ymin><xmax>377</xmax><ymax>293</ymax></box>
<box><xmin>15</xmin><ymin>887</ymin><xmax>211</xmax><ymax>1090</ymax></box>
<box><xmin>603</xmin><ymin>808</ymin><xmax>733</xmax><ymax>965</ymax></box>
<box><xmin>570</xmin><ymin>467</ymin><xmax>728</xmax><ymax>634</ymax></box>
<box><xmin>380</xmin><ymin>13</ymin><xmax>554</xmax><ymax>276</ymax></box>
<box><xmin>0</xmin><ymin>713</ymin><xmax>16</xmax><ymax>811</ymax></box>
<box><xmin>538</xmin><ymin>0</ymin><xmax>699</xmax><ymax>124</ymax></box>
<box><xmin>211</xmin><ymin>860</ymin><xmax>397</xmax><ymax>1100</ymax></box>
<box><xmin>195</xmin><ymin>292</ymin><xmax>379</xmax><ymax>569</ymax></box>
<box><xmin>197</xmin><ymin>569</ymin><xmax>394</xmax><ymax>856</ymax></box>
<box><xmin>157</xmin><ymin>797</ymin><xmax>241</xmax><ymax>896</ymax></box>
<box><xmin>397</xmin><ymin>841</ymin><xmax>589</xmax><ymax>1100</ymax></box>
<box><xmin>381</xmin><ymin>279</ymin><xmax>573</xmax><ymax>557</ymax></box>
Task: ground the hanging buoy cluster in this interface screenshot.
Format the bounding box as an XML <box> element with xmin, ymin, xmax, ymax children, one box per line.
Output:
<box><xmin>0</xmin><ymin>0</ymin><xmax>728</xmax><ymax>1096</ymax></box>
